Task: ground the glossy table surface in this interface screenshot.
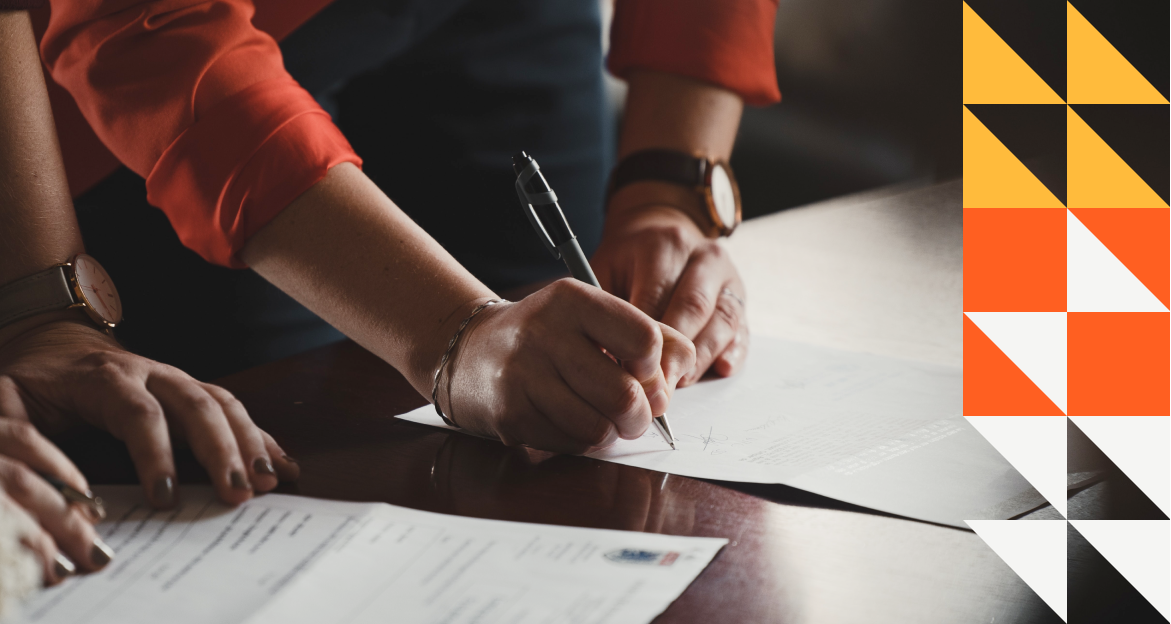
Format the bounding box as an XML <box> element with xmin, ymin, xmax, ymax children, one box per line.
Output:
<box><xmin>65</xmin><ymin>180</ymin><xmax>1064</xmax><ymax>623</ymax></box>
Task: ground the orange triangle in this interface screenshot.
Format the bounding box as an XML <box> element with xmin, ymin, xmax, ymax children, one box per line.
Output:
<box><xmin>964</xmin><ymin>315</ymin><xmax>1065</xmax><ymax>416</ymax></box>
<box><xmin>1067</xmin><ymin>107</ymin><xmax>1169</xmax><ymax>208</ymax></box>
<box><xmin>1070</xmin><ymin>208</ymin><xmax>1170</xmax><ymax>308</ymax></box>
<box><xmin>964</xmin><ymin>106</ymin><xmax>1065</xmax><ymax>207</ymax></box>
<box><xmin>1067</xmin><ymin>3</ymin><xmax>1169</xmax><ymax>104</ymax></box>
<box><xmin>964</xmin><ymin>2</ymin><xmax>1064</xmax><ymax>104</ymax></box>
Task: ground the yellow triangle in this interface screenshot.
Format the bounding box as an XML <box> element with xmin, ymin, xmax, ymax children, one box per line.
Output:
<box><xmin>964</xmin><ymin>2</ymin><xmax>1063</xmax><ymax>104</ymax></box>
<box><xmin>1068</xmin><ymin>3</ymin><xmax>1168</xmax><ymax>104</ymax></box>
<box><xmin>963</xmin><ymin>106</ymin><xmax>1065</xmax><ymax>208</ymax></box>
<box><xmin>1067</xmin><ymin>107</ymin><xmax>1168</xmax><ymax>207</ymax></box>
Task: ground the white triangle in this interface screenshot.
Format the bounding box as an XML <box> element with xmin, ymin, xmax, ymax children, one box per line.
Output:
<box><xmin>1069</xmin><ymin>416</ymin><xmax>1170</xmax><ymax>517</ymax></box>
<box><xmin>966</xmin><ymin>416</ymin><xmax>1069</xmax><ymax>517</ymax></box>
<box><xmin>967</xmin><ymin>520</ymin><xmax>1068</xmax><ymax>621</ymax></box>
<box><xmin>965</xmin><ymin>312</ymin><xmax>1067</xmax><ymax>414</ymax></box>
<box><xmin>1070</xmin><ymin>520</ymin><xmax>1170</xmax><ymax>620</ymax></box>
<box><xmin>1068</xmin><ymin>210</ymin><xmax>1168</xmax><ymax>312</ymax></box>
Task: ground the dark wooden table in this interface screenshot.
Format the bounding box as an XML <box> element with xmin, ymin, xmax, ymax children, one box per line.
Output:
<box><xmin>61</xmin><ymin>181</ymin><xmax>1071</xmax><ymax>623</ymax></box>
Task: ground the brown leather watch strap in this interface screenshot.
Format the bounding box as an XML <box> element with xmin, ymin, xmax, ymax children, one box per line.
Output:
<box><xmin>608</xmin><ymin>149</ymin><xmax>707</xmax><ymax>197</ymax></box>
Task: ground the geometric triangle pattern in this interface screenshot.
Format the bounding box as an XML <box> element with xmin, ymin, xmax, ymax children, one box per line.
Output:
<box><xmin>1069</xmin><ymin>520</ymin><xmax>1170</xmax><ymax>620</ymax></box>
<box><xmin>1067</xmin><ymin>106</ymin><xmax>1168</xmax><ymax>209</ymax></box>
<box><xmin>966</xmin><ymin>416</ymin><xmax>1070</xmax><ymax>516</ymax></box>
<box><xmin>964</xmin><ymin>2</ymin><xmax>1168</xmax><ymax>620</ymax></box>
<box><xmin>1069</xmin><ymin>416</ymin><xmax>1170</xmax><ymax>517</ymax></box>
<box><xmin>1067</xmin><ymin>210</ymin><xmax>1167</xmax><ymax>312</ymax></box>
<box><xmin>967</xmin><ymin>519</ymin><xmax>1068</xmax><ymax>621</ymax></box>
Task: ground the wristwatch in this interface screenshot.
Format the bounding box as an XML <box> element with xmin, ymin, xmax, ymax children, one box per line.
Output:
<box><xmin>607</xmin><ymin>148</ymin><xmax>742</xmax><ymax>237</ymax></box>
<box><xmin>0</xmin><ymin>254</ymin><xmax>123</xmax><ymax>334</ymax></box>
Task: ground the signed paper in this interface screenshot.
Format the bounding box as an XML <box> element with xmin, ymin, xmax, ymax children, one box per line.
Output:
<box><xmin>10</xmin><ymin>487</ymin><xmax>725</xmax><ymax>624</ymax></box>
<box><xmin>399</xmin><ymin>337</ymin><xmax>1042</xmax><ymax>527</ymax></box>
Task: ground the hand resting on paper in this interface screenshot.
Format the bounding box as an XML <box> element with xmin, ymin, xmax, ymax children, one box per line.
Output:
<box><xmin>0</xmin><ymin>313</ymin><xmax>299</xmax><ymax>511</ymax></box>
<box><xmin>433</xmin><ymin>279</ymin><xmax>696</xmax><ymax>454</ymax></box>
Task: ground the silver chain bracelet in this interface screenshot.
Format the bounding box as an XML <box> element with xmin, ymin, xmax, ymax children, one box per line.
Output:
<box><xmin>431</xmin><ymin>298</ymin><xmax>506</xmax><ymax>427</ymax></box>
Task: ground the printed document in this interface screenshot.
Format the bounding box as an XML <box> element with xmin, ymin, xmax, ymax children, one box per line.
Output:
<box><xmin>10</xmin><ymin>486</ymin><xmax>725</xmax><ymax>624</ymax></box>
<box><xmin>399</xmin><ymin>337</ymin><xmax>1042</xmax><ymax>527</ymax></box>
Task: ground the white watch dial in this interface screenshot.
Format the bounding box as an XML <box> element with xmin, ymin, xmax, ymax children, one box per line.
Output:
<box><xmin>73</xmin><ymin>254</ymin><xmax>122</xmax><ymax>325</ymax></box>
<box><xmin>710</xmin><ymin>164</ymin><xmax>737</xmax><ymax>229</ymax></box>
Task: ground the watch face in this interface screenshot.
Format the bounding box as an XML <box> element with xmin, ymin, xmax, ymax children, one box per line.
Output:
<box><xmin>72</xmin><ymin>254</ymin><xmax>122</xmax><ymax>326</ymax></box>
<box><xmin>709</xmin><ymin>164</ymin><xmax>738</xmax><ymax>229</ymax></box>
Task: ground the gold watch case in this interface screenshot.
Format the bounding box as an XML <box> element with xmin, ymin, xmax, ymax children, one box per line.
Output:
<box><xmin>59</xmin><ymin>253</ymin><xmax>123</xmax><ymax>329</ymax></box>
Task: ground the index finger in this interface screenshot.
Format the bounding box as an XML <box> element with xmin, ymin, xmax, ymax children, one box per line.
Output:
<box><xmin>0</xmin><ymin>377</ymin><xmax>90</xmax><ymax>496</ymax></box>
<box><xmin>558</xmin><ymin>280</ymin><xmax>664</xmax><ymax>386</ymax></box>
<box><xmin>0</xmin><ymin>419</ymin><xmax>91</xmax><ymax>505</ymax></box>
<box><xmin>660</xmin><ymin>245</ymin><xmax>737</xmax><ymax>339</ymax></box>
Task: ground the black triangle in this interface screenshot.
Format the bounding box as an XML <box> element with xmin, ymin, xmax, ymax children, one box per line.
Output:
<box><xmin>1068</xmin><ymin>0</ymin><xmax>1170</xmax><ymax>101</ymax></box>
<box><xmin>1068</xmin><ymin>523</ymin><xmax>1166</xmax><ymax>624</ymax></box>
<box><xmin>966</xmin><ymin>0</ymin><xmax>1066</xmax><ymax>101</ymax></box>
<box><xmin>965</xmin><ymin>104</ymin><xmax>1067</xmax><ymax>205</ymax></box>
<box><xmin>1070</xmin><ymin>104</ymin><xmax>1170</xmax><ymax>205</ymax></box>
<box><xmin>1067</xmin><ymin>418</ymin><xmax>1168</xmax><ymax>521</ymax></box>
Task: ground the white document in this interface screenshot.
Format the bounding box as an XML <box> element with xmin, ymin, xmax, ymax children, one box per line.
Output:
<box><xmin>11</xmin><ymin>486</ymin><xmax>725</xmax><ymax>624</ymax></box>
<box><xmin>399</xmin><ymin>337</ymin><xmax>1043</xmax><ymax>527</ymax></box>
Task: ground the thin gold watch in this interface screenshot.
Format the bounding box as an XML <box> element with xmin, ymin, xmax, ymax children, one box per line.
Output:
<box><xmin>0</xmin><ymin>254</ymin><xmax>123</xmax><ymax>334</ymax></box>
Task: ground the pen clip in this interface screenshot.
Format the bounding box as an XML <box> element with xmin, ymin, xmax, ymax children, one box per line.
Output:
<box><xmin>514</xmin><ymin>158</ymin><xmax>560</xmax><ymax>260</ymax></box>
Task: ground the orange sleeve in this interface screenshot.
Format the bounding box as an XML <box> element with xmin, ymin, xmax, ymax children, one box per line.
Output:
<box><xmin>40</xmin><ymin>0</ymin><xmax>360</xmax><ymax>268</ymax></box>
<box><xmin>607</xmin><ymin>0</ymin><xmax>781</xmax><ymax>107</ymax></box>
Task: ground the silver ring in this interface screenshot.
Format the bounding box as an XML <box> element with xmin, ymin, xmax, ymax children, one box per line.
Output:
<box><xmin>720</xmin><ymin>287</ymin><xmax>745</xmax><ymax>309</ymax></box>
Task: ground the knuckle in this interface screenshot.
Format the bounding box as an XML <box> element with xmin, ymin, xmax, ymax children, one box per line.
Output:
<box><xmin>3</xmin><ymin>462</ymin><xmax>38</xmax><ymax>499</ymax></box>
<box><xmin>549</xmin><ymin>277</ymin><xmax>586</xmax><ymax>298</ymax></box>
<box><xmin>218</xmin><ymin>394</ymin><xmax>247</xmax><ymax>417</ymax></box>
<box><xmin>612</xmin><ymin>380</ymin><xmax>644</xmax><ymax>418</ymax></box>
<box><xmin>677</xmin><ymin>289</ymin><xmax>714</xmax><ymax>320</ymax></box>
<box><xmin>81</xmin><ymin>350</ymin><xmax>127</xmax><ymax>373</ymax></box>
<box><xmin>702</xmin><ymin>241</ymin><xmax>729</xmax><ymax>262</ymax></box>
<box><xmin>652</xmin><ymin>224</ymin><xmax>689</xmax><ymax>249</ymax></box>
<box><xmin>584</xmin><ymin>418</ymin><xmax>615</xmax><ymax>447</ymax></box>
<box><xmin>182</xmin><ymin>392</ymin><xmax>220</xmax><ymax>415</ymax></box>
<box><xmin>713</xmin><ymin>296</ymin><xmax>739</xmax><ymax>327</ymax></box>
<box><xmin>4</xmin><ymin>419</ymin><xmax>41</xmax><ymax>448</ymax></box>
<box><xmin>122</xmin><ymin>397</ymin><xmax>162</xmax><ymax>423</ymax></box>
<box><xmin>634</xmin><ymin>319</ymin><xmax>662</xmax><ymax>354</ymax></box>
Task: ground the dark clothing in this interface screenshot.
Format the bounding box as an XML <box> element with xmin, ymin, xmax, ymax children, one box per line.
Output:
<box><xmin>75</xmin><ymin>0</ymin><xmax>612</xmax><ymax>381</ymax></box>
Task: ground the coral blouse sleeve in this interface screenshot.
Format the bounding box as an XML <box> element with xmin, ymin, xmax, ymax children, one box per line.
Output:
<box><xmin>40</xmin><ymin>0</ymin><xmax>361</xmax><ymax>268</ymax></box>
<box><xmin>607</xmin><ymin>0</ymin><xmax>781</xmax><ymax>107</ymax></box>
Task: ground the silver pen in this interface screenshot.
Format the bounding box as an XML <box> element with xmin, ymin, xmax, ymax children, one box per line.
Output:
<box><xmin>513</xmin><ymin>151</ymin><xmax>677</xmax><ymax>450</ymax></box>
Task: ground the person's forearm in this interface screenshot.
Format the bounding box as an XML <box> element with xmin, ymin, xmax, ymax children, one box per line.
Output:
<box><xmin>0</xmin><ymin>11</ymin><xmax>83</xmax><ymax>286</ymax></box>
<box><xmin>610</xmin><ymin>70</ymin><xmax>743</xmax><ymax>220</ymax></box>
<box><xmin>239</xmin><ymin>163</ymin><xmax>495</xmax><ymax>397</ymax></box>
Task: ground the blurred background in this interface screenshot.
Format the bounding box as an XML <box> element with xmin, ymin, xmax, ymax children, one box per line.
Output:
<box><xmin>606</xmin><ymin>0</ymin><xmax>961</xmax><ymax>220</ymax></box>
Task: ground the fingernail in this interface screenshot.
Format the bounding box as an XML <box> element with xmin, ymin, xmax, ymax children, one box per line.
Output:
<box><xmin>91</xmin><ymin>538</ymin><xmax>114</xmax><ymax>567</ymax></box>
<box><xmin>281</xmin><ymin>454</ymin><xmax>299</xmax><ymax>465</ymax></box>
<box><xmin>54</xmin><ymin>553</ymin><xmax>76</xmax><ymax>579</ymax></box>
<box><xmin>253</xmin><ymin>457</ymin><xmax>275</xmax><ymax>476</ymax></box>
<box><xmin>230</xmin><ymin>471</ymin><xmax>251</xmax><ymax>491</ymax></box>
<box><xmin>153</xmin><ymin>476</ymin><xmax>175</xmax><ymax>508</ymax></box>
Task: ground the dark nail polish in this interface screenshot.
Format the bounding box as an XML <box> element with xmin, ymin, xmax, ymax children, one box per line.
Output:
<box><xmin>230</xmin><ymin>470</ymin><xmax>251</xmax><ymax>491</ymax></box>
<box><xmin>153</xmin><ymin>476</ymin><xmax>175</xmax><ymax>508</ymax></box>
<box><xmin>54</xmin><ymin>553</ymin><xmax>76</xmax><ymax>578</ymax></box>
<box><xmin>91</xmin><ymin>538</ymin><xmax>114</xmax><ymax>567</ymax></box>
<box><xmin>253</xmin><ymin>457</ymin><xmax>275</xmax><ymax>476</ymax></box>
<box><xmin>281</xmin><ymin>454</ymin><xmax>299</xmax><ymax>465</ymax></box>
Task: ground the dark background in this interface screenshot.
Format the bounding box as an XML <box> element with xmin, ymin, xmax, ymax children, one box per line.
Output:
<box><xmin>645</xmin><ymin>0</ymin><xmax>961</xmax><ymax>219</ymax></box>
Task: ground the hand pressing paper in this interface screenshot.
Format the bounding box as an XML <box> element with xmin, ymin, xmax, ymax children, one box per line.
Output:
<box><xmin>399</xmin><ymin>336</ymin><xmax>1043</xmax><ymax>528</ymax></box>
<box><xmin>9</xmin><ymin>486</ymin><xmax>724</xmax><ymax>624</ymax></box>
